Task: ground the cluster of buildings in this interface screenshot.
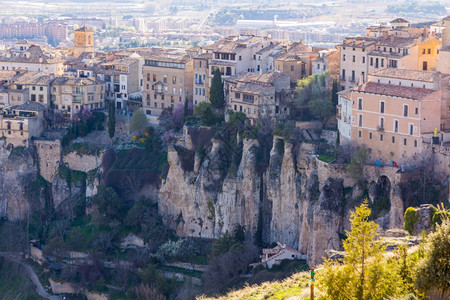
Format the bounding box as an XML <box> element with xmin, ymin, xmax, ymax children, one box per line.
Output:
<box><xmin>0</xmin><ymin>15</ymin><xmax>448</xmax><ymax>171</ymax></box>
<box><xmin>337</xmin><ymin>17</ymin><xmax>450</xmax><ymax>166</ymax></box>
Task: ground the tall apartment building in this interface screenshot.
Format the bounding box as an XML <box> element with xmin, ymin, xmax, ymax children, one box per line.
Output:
<box><xmin>338</xmin><ymin>19</ymin><xmax>441</xmax><ymax>90</ymax></box>
<box><xmin>192</xmin><ymin>53</ymin><xmax>211</xmax><ymax>106</ymax></box>
<box><xmin>100</xmin><ymin>57</ymin><xmax>142</xmax><ymax>110</ymax></box>
<box><xmin>339</xmin><ymin>69</ymin><xmax>441</xmax><ymax>163</ymax></box>
<box><xmin>0</xmin><ymin>22</ymin><xmax>68</xmax><ymax>46</ymax></box>
<box><xmin>142</xmin><ymin>53</ymin><xmax>193</xmax><ymax>118</ymax></box>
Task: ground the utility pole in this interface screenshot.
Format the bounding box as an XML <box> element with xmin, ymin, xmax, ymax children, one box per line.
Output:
<box><xmin>310</xmin><ymin>267</ymin><xmax>315</xmax><ymax>300</ymax></box>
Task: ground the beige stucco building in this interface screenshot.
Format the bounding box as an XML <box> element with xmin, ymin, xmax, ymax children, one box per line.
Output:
<box><xmin>0</xmin><ymin>101</ymin><xmax>46</xmax><ymax>146</ymax></box>
<box><xmin>51</xmin><ymin>76</ymin><xmax>104</xmax><ymax>120</ymax></box>
<box><xmin>224</xmin><ymin>71</ymin><xmax>291</xmax><ymax>125</ymax></box>
<box><xmin>344</xmin><ymin>69</ymin><xmax>441</xmax><ymax>164</ymax></box>
<box><xmin>142</xmin><ymin>53</ymin><xmax>193</xmax><ymax>118</ymax></box>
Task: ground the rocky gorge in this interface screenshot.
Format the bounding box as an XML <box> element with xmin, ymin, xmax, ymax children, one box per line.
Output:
<box><xmin>0</xmin><ymin>126</ymin><xmax>444</xmax><ymax>266</ymax></box>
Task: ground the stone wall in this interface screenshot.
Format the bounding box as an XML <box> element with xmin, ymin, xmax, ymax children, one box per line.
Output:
<box><xmin>63</xmin><ymin>151</ymin><xmax>104</xmax><ymax>173</ymax></box>
<box><xmin>321</xmin><ymin>129</ymin><xmax>338</xmax><ymax>146</ymax></box>
<box><xmin>34</xmin><ymin>139</ymin><xmax>62</xmax><ymax>183</ymax></box>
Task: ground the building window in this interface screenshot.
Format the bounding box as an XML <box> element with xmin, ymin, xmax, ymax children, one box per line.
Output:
<box><xmin>409</xmin><ymin>124</ymin><xmax>414</xmax><ymax>135</ymax></box>
<box><xmin>381</xmin><ymin>59</ymin><xmax>384</xmax><ymax>67</ymax></box>
<box><xmin>379</xmin><ymin>117</ymin><xmax>384</xmax><ymax>129</ymax></box>
<box><xmin>358</xmin><ymin>98</ymin><xmax>363</xmax><ymax>110</ymax></box>
<box><xmin>403</xmin><ymin>104</ymin><xmax>408</xmax><ymax>117</ymax></box>
<box><xmin>380</xmin><ymin>134</ymin><xmax>383</xmax><ymax>141</ymax></box>
<box><xmin>291</xmin><ymin>65</ymin><xmax>294</xmax><ymax>71</ymax></box>
<box><xmin>415</xmin><ymin>107</ymin><xmax>418</xmax><ymax>114</ymax></box>
<box><xmin>154</xmin><ymin>102</ymin><xmax>157</xmax><ymax>107</ymax></box>
<box><xmin>343</xmin><ymin>54</ymin><xmax>346</xmax><ymax>61</ymax></box>
<box><xmin>370</xmin><ymin>57</ymin><xmax>373</xmax><ymax>66</ymax></box>
<box><xmin>394</xmin><ymin>120</ymin><xmax>399</xmax><ymax>133</ymax></box>
<box><xmin>404</xmin><ymin>138</ymin><xmax>407</xmax><ymax>145</ymax></box>
<box><xmin>380</xmin><ymin>101</ymin><xmax>385</xmax><ymax>113</ymax></box>
<box><xmin>392</xmin><ymin>136</ymin><xmax>395</xmax><ymax>143</ymax></box>
<box><xmin>163</xmin><ymin>75</ymin><xmax>167</xmax><ymax>83</ymax></box>
<box><xmin>375</xmin><ymin>58</ymin><xmax>379</xmax><ymax>68</ymax></box>
<box><xmin>342</xmin><ymin>69</ymin><xmax>346</xmax><ymax>80</ymax></box>
<box><xmin>172</xmin><ymin>76</ymin><xmax>176</xmax><ymax>84</ymax></box>
<box><xmin>423</xmin><ymin>61</ymin><xmax>427</xmax><ymax>71</ymax></box>
<box><xmin>362</xmin><ymin>57</ymin><xmax>365</xmax><ymax>63</ymax></box>
<box><xmin>153</xmin><ymin>74</ymin><xmax>156</xmax><ymax>82</ymax></box>
<box><xmin>369</xmin><ymin>132</ymin><xmax>372</xmax><ymax>139</ymax></box>
<box><xmin>414</xmin><ymin>140</ymin><xmax>417</xmax><ymax>147</ymax></box>
<box><xmin>352</xmin><ymin>55</ymin><xmax>355</xmax><ymax>62</ymax></box>
<box><xmin>358</xmin><ymin>130</ymin><xmax>362</xmax><ymax>137</ymax></box>
<box><xmin>358</xmin><ymin>114</ymin><xmax>363</xmax><ymax>127</ymax></box>
<box><xmin>427</xmin><ymin>48</ymin><xmax>431</xmax><ymax>54</ymax></box>
<box><xmin>351</xmin><ymin>70</ymin><xmax>355</xmax><ymax>82</ymax></box>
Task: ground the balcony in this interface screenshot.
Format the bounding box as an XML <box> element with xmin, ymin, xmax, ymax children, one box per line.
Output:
<box><xmin>73</xmin><ymin>96</ymin><xmax>82</xmax><ymax>103</ymax></box>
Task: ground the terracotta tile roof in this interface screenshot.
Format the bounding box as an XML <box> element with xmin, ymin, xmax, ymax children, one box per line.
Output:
<box><xmin>11</xmin><ymin>101</ymin><xmax>46</xmax><ymax>111</ymax></box>
<box><xmin>377</xmin><ymin>36</ymin><xmax>415</xmax><ymax>47</ymax></box>
<box><xmin>390</xmin><ymin>18</ymin><xmax>410</xmax><ymax>24</ymax></box>
<box><xmin>51</xmin><ymin>76</ymin><xmax>103</xmax><ymax>86</ymax></box>
<box><xmin>234</xmin><ymin>83</ymin><xmax>274</xmax><ymax>95</ymax></box>
<box><xmin>14</xmin><ymin>72</ymin><xmax>53</xmax><ymax>85</ymax></box>
<box><xmin>355</xmin><ymin>82</ymin><xmax>439</xmax><ymax>100</ymax></box>
<box><xmin>371</xmin><ymin>69</ymin><xmax>436</xmax><ymax>82</ymax></box>
<box><xmin>75</xmin><ymin>26</ymin><xmax>94</xmax><ymax>32</ymax></box>
<box><xmin>225</xmin><ymin>71</ymin><xmax>289</xmax><ymax>85</ymax></box>
<box><xmin>340</xmin><ymin>37</ymin><xmax>377</xmax><ymax>48</ymax></box>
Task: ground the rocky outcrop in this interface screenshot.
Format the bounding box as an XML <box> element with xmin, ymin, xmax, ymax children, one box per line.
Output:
<box><xmin>267</xmin><ymin>139</ymin><xmax>301</xmax><ymax>248</ymax></box>
<box><xmin>0</xmin><ymin>142</ymin><xmax>46</xmax><ymax>221</ymax></box>
<box><xmin>159</xmin><ymin>138</ymin><xmax>261</xmax><ymax>240</ymax></box>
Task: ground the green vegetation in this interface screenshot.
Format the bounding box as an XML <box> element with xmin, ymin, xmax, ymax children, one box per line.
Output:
<box><xmin>404</xmin><ymin>207</ymin><xmax>419</xmax><ymax>234</ymax></box>
<box><xmin>8</xmin><ymin>146</ymin><xmax>26</xmax><ymax>159</ymax></box>
<box><xmin>295</xmin><ymin>73</ymin><xmax>335</xmax><ymax>127</ymax></box>
<box><xmin>347</xmin><ymin>146</ymin><xmax>368</xmax><ymax>182</ymax></box>
<box><xmin>0</xmin><ymin>257</ymin><xmax>42</xmax><ymax>299</ymax></box>
<box><xmin>194</xmin><ymin>102</ymin><xmax>221</xmax><ymax>126</ymax></box>
<box><xmin>320</xmin><ymin>200</ymin><xmax>400</xmax><ymax>299</ymax></box>
<box><xmin>65</xmin><ymin>142</ymin><xmax>103</xmax><ymax>156</ymax></box>
<box><xmin>129</xmin><ymin>110</ymin><xmax>148</xmax><ymax>135</ymax></box>
<box><xmin>415</xmin><ymin>216</ymin><xmax>450</xmax><ymax>298</ymax></box>
<box><xmin>317</xmin><ymin>153</ymin><xmax>336</xmax><ymax>163</ymax></box>
<box><xmin>108</xmin><ymin>101</ymin><xmax>116</xmax><ymax>140</ymax></box>
<box><xmin>61</xmin><ymin>111</ymin><xmax>105</xmax><ymax>147</ymax></box>
<box><xmin>209</xmin><ymin>68</ymin><xmax>225</xmax><ymax>110</ymax></box>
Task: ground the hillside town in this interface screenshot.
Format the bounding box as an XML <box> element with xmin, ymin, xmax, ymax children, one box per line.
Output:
<box><xmin>0</xmin><ymin>17</ymin><xmax>448</xmax><ymax>168</ymax></box>
<box><xmin>0</xmin><ymin>8</ymin><xmax>449</xmax><ymax>300</ymax></box>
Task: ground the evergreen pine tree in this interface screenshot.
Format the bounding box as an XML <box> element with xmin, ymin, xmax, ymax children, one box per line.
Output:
<box><xmin>209</xmin><ymin>68</ymin><xmax>225</xmax><ymax>110</ymax></box>
<box><xmin>319</xmin><ymin>200</ymin><xmax>401</xmax><ymax>299</ymax></box>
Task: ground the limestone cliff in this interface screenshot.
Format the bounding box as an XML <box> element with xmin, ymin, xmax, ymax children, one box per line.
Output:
<box><xmin>0</xmin><ymin>142</ymin><xmax>45</xmax><ymax>221</ymax></box>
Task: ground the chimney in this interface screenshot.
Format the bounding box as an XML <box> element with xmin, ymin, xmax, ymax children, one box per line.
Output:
<box><xmin>423</xmin><ymin>26</ymin><xmax>430</xmax><ymax>38</ymax></box>
<box><xmin>390</xmin><ymin>35</ymin><xmax>395</xmax><ymax>42</ymax></box>
<box><xmin>382</xmin><ymin>31</ymin><xmax>388</xmax><ymax>39</ymax></box>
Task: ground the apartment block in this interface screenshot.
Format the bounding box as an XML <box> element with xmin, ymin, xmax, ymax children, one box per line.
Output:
<box><xmin>0</xmin><ymin>101</ymin><xmax>46</xmax><ymax>147</ymax></box>
<box><xmin>51</xmin><ymin>76</ymin><xmax>105</xmax><ymax>120</ymax></box>
<box><xmin>142</xmin><ymin>53</ymin><xmax>193</xmax><ymax>118</ymax></box>
<box><xmin>224</xmin><ymin>71</ymin><xmax>290</xmax><ymax>125</ymax></box>
<box><xmin>100</xmin><ymin>57</ymin><xmax>142</xmax><ymax>110</ymax></box>
<box><xmin>343</xmin><ymin>69</ymin><xmax>441</xmax><ymax>163</ymax></box>
<box><xmin>339</xmin><ymin>18</ymin><xmax>441</xmax><ymax>91</ymax></box>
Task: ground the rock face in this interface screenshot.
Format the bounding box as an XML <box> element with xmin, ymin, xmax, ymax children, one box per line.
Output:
<box><xmin>0</xmin><ymin>142</ymin><xmax>45</xmax><ymax>221</ymax></box>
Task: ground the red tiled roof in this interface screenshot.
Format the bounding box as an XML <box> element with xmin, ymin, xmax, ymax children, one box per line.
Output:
<box><xmin>355</xmin><ymin>82</ymin><xmax>439</xmax><ymax>100</ymax></box>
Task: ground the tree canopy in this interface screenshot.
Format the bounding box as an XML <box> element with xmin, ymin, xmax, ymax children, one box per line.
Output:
<box><xmin>319</xmin><ymin>200</ymin><xmax>401</xmax><ymax>299</ymax></box>
<box><xmin>209</xmin><ymin>68</ymin><xmax>225</xmax><ymax>110</ymax></box>
<box><xmin>130</xmin><ymin>110</ymin><xmax>149</xmax><ymax>135</ymax></box>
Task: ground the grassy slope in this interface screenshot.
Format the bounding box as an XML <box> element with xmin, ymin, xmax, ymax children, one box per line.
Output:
<box><xmin>199</xmin><ymin>270</ymin><xmax>322</xmax><ymax>300</ymax></box>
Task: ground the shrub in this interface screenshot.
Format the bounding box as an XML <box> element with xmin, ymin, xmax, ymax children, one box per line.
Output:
<box><xmin>431</xmin><ymin>210</ymin><xmax>450</xmax><ymax>227</ymax></box>
<box><xmin>404</xmin><ymin>207</ymin><xmax>419</xmax><ymax>235</ymax></box>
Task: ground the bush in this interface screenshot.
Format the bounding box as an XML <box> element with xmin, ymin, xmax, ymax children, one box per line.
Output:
<box><xmin>431</xmin><ymin>210</ymin><xmax>450</xmax><ymax>227</ymax></box>
<box><xmin>404</xmin><ymin>207</ymin><xmax>419</xmax><ymax>235</ymax></box>
<box><xmin>157</xmin><ymin>239</ymin><xmax>197</xmax><ymax>262</ymax></box>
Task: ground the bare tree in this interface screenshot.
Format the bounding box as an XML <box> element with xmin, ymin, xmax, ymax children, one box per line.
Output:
<box><xmin>94</xmin><ymin>232</ymin><xmax>114</xmax><ymax>252</ymax></box>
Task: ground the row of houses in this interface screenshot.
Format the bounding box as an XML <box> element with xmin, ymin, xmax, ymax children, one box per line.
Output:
<box><xmin>336</xmin><ymin>16</ymin><xmax>450</xmax><ymax>166</ymax></box>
